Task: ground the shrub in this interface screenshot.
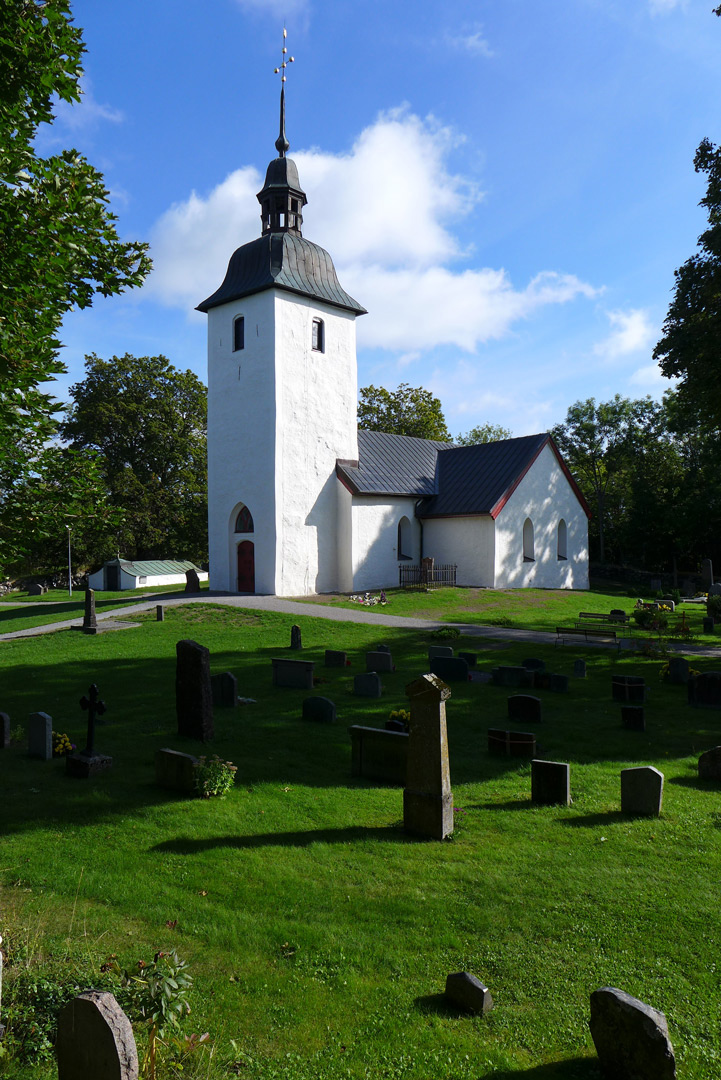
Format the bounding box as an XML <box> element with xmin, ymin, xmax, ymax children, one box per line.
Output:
<box><xmin>193</xmin><ymin>756</ymin><xmax>237</xmax><ymax>799</ymax></box>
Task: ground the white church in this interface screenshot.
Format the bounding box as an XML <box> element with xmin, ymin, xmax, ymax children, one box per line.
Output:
<box><xmin>198</xmin><ymin>91</ymin><xmax>590</xmax><ymax>597</ymax></box>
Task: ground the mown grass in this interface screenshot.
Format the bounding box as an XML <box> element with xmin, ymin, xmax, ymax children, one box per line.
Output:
<box><xmin>0</xmin><ymin>604</ymin><xmax>720</xmax><ymax>1078</ymax></box>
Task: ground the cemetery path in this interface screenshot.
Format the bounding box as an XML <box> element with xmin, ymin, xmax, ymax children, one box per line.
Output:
<box><xmin>1</xmin><ymin>592</ymin><xmax>721</xmax><ymax>656</ymax></box>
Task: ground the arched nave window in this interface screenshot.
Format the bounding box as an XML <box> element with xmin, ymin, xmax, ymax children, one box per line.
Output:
<box><xmin>523</xmin><ymin>518</ymin><xmax>535</xmax><ymax>562</ymax></box>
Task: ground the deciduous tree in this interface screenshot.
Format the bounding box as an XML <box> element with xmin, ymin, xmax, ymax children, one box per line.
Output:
<box><xmin>357</xmin><ymin>383</ymin><xmax>451</xmax><ymax>441</ymax></box>
<box><xmin>455</xmin><ymin>423</ymin><xmax>512</xmax><ymax>445</ymax></box>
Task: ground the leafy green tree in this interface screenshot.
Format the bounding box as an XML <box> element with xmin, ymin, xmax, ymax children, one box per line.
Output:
<box><xmin>357</xmin><ymin>383</ymin><xmax>451</xmax><ymax>440</ymax></box>
<box><xmin>455</xmin><ymin>422</ymin><xmax>512</xmax><ymax>445</ymax></box>
<box><xmin>61</xmin><ymin>355</ymin><xmax>208</xmax><ymax>563</ymax></box>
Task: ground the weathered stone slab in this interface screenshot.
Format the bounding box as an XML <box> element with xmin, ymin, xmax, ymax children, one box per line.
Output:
<box><xmin>573</xmin><ymin>659</ymin><xmax>587</xmax><ymax>678</ymax></box>
<box><xmin>302</xmin><ymin>696</ymin><xmax>336</xmax><ymax>724</ymax></box>
<box><xmin>428</xmin><ymin>645</ymin><xmax>454</xmax><ymax>660</ymax></box>
<box><xmin>531</xmin><ymin>759</ymin><xmax>570</xmax><ymax>806</ymax></box>
<box><xmin>82</xmin><ymin>588</ymin><xmax>98</xmax><ymax>634</ymax></box>
<box><xmin>271</xmin><ymin>657</ymin><xmax>315</xmax><ymax>690</ymax></box>
<box><xmin>429</xmin><ymin>656</ymin><xmax>469</xmax><ymax>683</ymax></box>
<box><xmin>66</xmin><ymin>752</ymin><xmax>112</xmax><ymax>778</ymax></box>
<box><xmin>354</xmin><ymin>672</ymin><xmax>382</xmax><ymax>698</ymax></box>
<box><xmin>621</xmin><ymin>766</ymin><xmax>663</xmax><ymax>816</ymax></box>
<box><xmin>184</xmin><ymin>568</ymin><xmax>200</xmax><ymax>593</ymax></box>
<box><xmin>698</xmin><ymin>745</ymin><xmax>721</xmax><ymax>780</ymax></box>
<box><xmin>155</xmin><ymin>748</ymin><xmax>198</xmax><ymax>793</ymax></box>
<box><xmin>366</xmin><ymin>650</ymin><xmax>393</xmax><ymax>673</ymax></box>
<box><xmin>324</xmin><ymin>649</ymin><xmax>347</xmax><ymax>667</ymax></box>
<box><xmin>0</xmin><ymin>711</ymin><xmax>9</xmax><ymax>749</ymax></box>
<box><xmin>56</xmin><ymin>990</ymin><xmax>139</xmax><ymax>1080</ymax></box>
<box><xmin>375</xmin><ymin>644</ymin><xmax>391</xmax><ymax>653</ymax></box>
<box><xmin>404</xmin><ymin>674</ymin><xmax>453</xmax><ymax>840</ymax></box>
<box><xmin>621</xmin><ymin>706</ymin><xmax>645</xmax><ymax>731</ymax></box>
<box><xmin>703</xmin><ymin>616</ymin><xmax>715</xmax><ymax>634</ymax></box>
<box><xmin>458</xmin><ymin>651</ymin><xmax>477</xmax><ymax>667</ymax></box>
<box><xmin>290</xmin><ymin>624</ymin><xmax>302</xmax><ymax>650</ymax></box>
<box><xmin>156</xmin><ymin>604</ymin><xmax>164</xmax><ymax>622</ymax></box>
<box><xmin>211</xmin><ymin>671</ymin><xmax>237</xmax><ymax>707</ymax></box>
<box><xmin>176</xmin><ymin>639</ymin><xmax>214</xmax><ymax>740</ymax></box>
<box><xmin>548</xmin><ymin>673</ymin><xmax>569</xmax><ymax>693</ymax></box>
<box><xmin>508</xmin><ymin>694</ymin><xmax>542</xmax><ymax>725</ymax></box>
<box><xmin>521</xmin><ymin>658</ymin><xmax>545</xmax><ymax>672</ymax></box>
<box><xmin>27</xmin><ymin>583</ymin><xmax>46</xmax><ymax>595</ymax></box>
<box><xmin>667</xmin><ymin>657</ymin><xmax>689</xmax><ymax>684</ymax></box>
<box><xmin>589</xmin><ymin>986</ymin><xmax>675</xmax><ymax>1080</ymax></box>
<box><xmin>349</xmin><ymin>724</ymin><xmax>407</xmax><ymax>784</ymax></box>
<box><xmin>688</xmin><ymin>671</ymin><xmax>721</xmax><ymax>709</ymax></box>
<box><xmin>701</xmin><ymin>558</ymin><xmax>714</xmax><ymax>591</ymax></box>
<box><xmin>612</xmin><ymin>675</ymin><xmax>646</xmax><ymax>703</ymax></box>
<box><xmin>28</xmin><ymin>711</ymin><xmax>52</xmax><ymax>760</ymax></box>
<box><xmin>444</xmin><ymin>971</ymin><xmax>493</xmax><ymax>1015</ymax></box>
<box><xmin>492</xmin><ymin>666</ymin><xmax>533</xmax><ymax>689</ymax></box>
<box><xmin>487</xmin><ymin>728</ymin><xmax>536</xmax><ymax>758</ymax></box>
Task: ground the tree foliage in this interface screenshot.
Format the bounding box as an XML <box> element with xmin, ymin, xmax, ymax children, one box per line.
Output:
<box><xmin>455</xmin><ymin>422</ymin><xmax>512</xmax><ymax>445</ymax></box>
<box><xmin>357</xmin><ymin>383</ymin><xmax>451</xmax><ymax>441</ymax></box>
<box><xmin>61</xmin><ymin>354</ymin><xmax>208</xmax><ymax>563</ymax></box>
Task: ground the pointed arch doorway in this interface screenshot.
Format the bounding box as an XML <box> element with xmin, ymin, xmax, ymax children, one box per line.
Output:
<box><xmin>237</xmin><ymin>541</ymin><xmax>255</xmax><ymax>593</ymax></box>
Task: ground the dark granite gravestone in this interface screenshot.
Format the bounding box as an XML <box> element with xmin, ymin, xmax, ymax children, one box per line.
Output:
<box><xmin>324</xmin><ymin>649</ymin><xmax>347</xmax><ymax>667</ymax></box>
<box><xmin>573</xmin><ymin>659</ymin><xmax>587</xmax><ymax>678</ymax></box>
<box><xmin>533</xmin><ymin>670</ymin><xmax>551</xmax><ymax>690</ymax></box>
<box><xmin>650</xmin><ymin>577</ymin><xmax>662</xmax><ymax>592</ymax></box>
<box><xmin>354</xmin><ymin>672</ymin><xmax>382</xmax><ymax>698</ymax></box>
<box><xmin>82</xmin><ymin>588</ymin><xmax>98</xmax><ymax>635</ymax></box>
<box><xmin>492</xmin><ymin>666</ymin><xmax>533</xmax><ymax>689</ymax></box>
<box><xmin>531</xmin><ymin>759</ymin><xmax>571</xmax><ymax>806</ymax></box>
<box><xmin>290</xmin><ymin>624</ymin><xmax>302</xmax><ymax>650</ymax></box>
<box><xmin>703</xmin><ymin>617</ymin><xmax>714</xmax><ymax>634</ymax></box>
<box><xmin>445</xmin><ymin>971</ymin><xmax>493</xmax><ymax>1014</ymax></box>
<box><xmin>28</xmin><ymin>711</ymin><xmax>52</xmax><ymax>759</ymax></box>
<box><xmin>687</xmin><ymin>671</ymin><xmax>721</xmax><ymax>709</ymax></box>
<box><xmin>701</xmin><ymin>558</ymin><xmax>714</xmax><ymax>591</ymax></box>
<box><xmin>1</xmin><ymin>711</ymin><xmax>9</xmax><ymax>749</ymax></box>
<box><xmin>302</xmin><ymin>696</ymin><xmax>336</xmax><ymax>723</ymax></box>
<box><xmin>349</xmin><ymin>724</ymin><xmax>408</xmax><ymax>784</ymax></box>
<box><xmin>458</xmin><ymin>651</ymin><xmax>477</xmax><ymax>667</ymax></box>
<box><xmin>612</xmin><ymin>675</ymin><xmax>646</xmax><ymax>703</ymax></box>
<box><xmin>548</xmin><ymin>673</ymin><xmax>569</xmax><ymax>693</ymax></box>
<box><xmin>176</xmin><ymin>640</ymin><xmax>214</xmax><ymax>741</ymax></box>
<box><xmin>56</xmin><ymin>990</ymin><xmax>139</xmax><ymax>1080</ymax></box>
<box><xmin>508</xmin><ymin>695</ymin><xmax>542</xmax><ymax>724</ymax></box>
<box><xmin>428</xmin><ymin>645</ymin><xmax>454</xmax><ymax>660</ymax></box>
<box><xmin>487</xmin><ymin>728</ymin><xmax>536</xmax><ymax>758</ymax></box>
<box><xmin>698</xmin><ymin>745</ymin><xmax>721</xmax><ymax>780</ymax></box>
<box><xmin>521</xmin><ymin>658</ymin><xmax>545</xmax><ymax>673</ymax></box>
<box><xmin>155</xmin><ymin>748</ymin><xmax>198</xmax><ymax>793</ymax></box>
<box><xmin>430</xmin><ymin>656</ymin><xmax>469</xmax><ymax>683</ymax></box>
<box><xmin>27</xmin><ymin>583</ymin><xmax>46</xmax><ymax>595</ymax></box>
<box><xmin>621</xmin><ymin>766</ymin><xmax>663</xmax><ymax>816</ymax></box>
<box><xmin>66</xmin><ymin>684</ymin><xmax>112</xmax><ymax>777</ymax></box>
<box><xmin>156</xmin><ymin>604</ymin><xmax>164</xmax><ymax>622</ymax></box>
<box><xmin>184</xmin><ymin>568</ymin><xmax>200</xmax><ymax>593</ymax></box>
<box><xmin>589</xmin><ymin>986</ymin><xmax>676</xmax><ymax>1080</ymax></box>
<box><xmin>609</xmin><ymin>609</ymin><xmax>627</xmax><ymax>622</ymax></box>
<box><xmin>366</xmin><ymin>650</ymin><xmax>393</xmax><ymax>673</ymax></box>
<box><xmin>271</xmin><ymin>657</ymin><xmax>315</xmax><ymax>689</ymax></box>
<box><xmin>376</xmin><ymin>644</ymin><xmax>391</xmax><ymax>653</ymax></box>
<box><xmin>667</xmin><ymin>657</ymin><xmax>689</xmax><ymax>684</ymax></box>
<box><xmin>404</xmin><ymin>674</ymin><xmax>453</xmax><ymax>840</ymax></box>
<box><xmin>211</xmin><ymin>671</ymin><xmax>237</xmax><ymax>707</ymax></box>
<box><xmin>621</xmin><ymin>706</ymin><xmax>645</xmax><ymax>731</ymax></box>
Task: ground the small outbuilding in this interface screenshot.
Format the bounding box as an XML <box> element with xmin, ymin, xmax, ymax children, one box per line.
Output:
<box><xmin>87</xmin><ymin>559</ymin><xmax>208</xmax><ymax>592</ymax></box>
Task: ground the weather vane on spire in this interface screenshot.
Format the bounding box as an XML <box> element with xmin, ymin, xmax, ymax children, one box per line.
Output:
<box><xmin>273</xmin><ymin>26</ymin><xmax>294</xmax><ymax>157</ymax></box>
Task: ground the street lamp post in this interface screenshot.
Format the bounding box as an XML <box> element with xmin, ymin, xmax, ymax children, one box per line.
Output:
<box><xmin>66</xmin><ymin>526</ymin><xmax>72</xmax><ymax>598</ymax></box>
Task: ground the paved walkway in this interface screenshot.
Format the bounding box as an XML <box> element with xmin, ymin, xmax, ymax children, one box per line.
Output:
<box><xmin>2</xmin><ymin>592</ymin><xmax>720</xmax><ymax>657</ymax></box>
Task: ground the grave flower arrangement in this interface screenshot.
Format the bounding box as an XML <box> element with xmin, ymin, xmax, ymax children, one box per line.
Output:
<box><xmin>387</xmin><ymin>708</ymin><xmax>410</xmax><ymax>732</ymax></box>
<box><xmin>52</xmin><ymin>731</ymin><xmax>75</xmax><ymax>757</ymax></box>
<box><xmin>349</xmin><ymin>591</ymin><xmax>388</xmax><ymax>606</ymax></box>
<box><xmin>193</xmin><ymin>755</ymin><xmax>237</xmax><ymax>798</ymax></box>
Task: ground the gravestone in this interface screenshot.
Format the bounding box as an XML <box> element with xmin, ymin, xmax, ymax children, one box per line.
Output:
<box><xmin>176</xmin><ymin>640</ymin><xmax>214</xmax><ymax>740</ymax></box>
<box><xmin>458</xmin><ymin>651</ymin><xmax>477</xmax><ymax>667</ymax></box>
<box><xmin>290</xmin><ymin>624</ymin><xmax>302</xmax><ymax>650</ymax></box>
<box><xmin>27</xmin><ymin>583</ymin><xmax>46</xmax><ymax>595</ymax></box>
<box><xmin>354</xmin><ymin>672</ymin><xmax>382</xmax><ymax>698</ymax></box>
<box><xmin>325</xmin><ymin>649</ymin><xmax>347</xmax><ymax>667</ymax></box>
<box><xmin>650</xmin><ymin>577</ymin><xmax>662</xmax><ymax>592</ymax></box>
<box><xmin>531</xmin><ymin>759</ymin><xmax>571</xmax><ymax>806</ymax></box>
<box><xmin>703</xmin><ymin>617</ymin><xmax>714</xmax><ymax>634</ymax></box>
<box><xmin>404</xmin><ymin>674</ymin><xmax>453</xmax><ymax>840</ymax></box>
<box><xmin>155</xmin><ymin>748</ymin><xmax>198</xmax><ymax>793</ymax></box>
<box><xmin>0</xmin><ymin>711</ymin><xmax>9</xmax><ymax>749</ymax></box>
<box><xmin>366</xmin><ymin>650</ymin><xmax>393</xmax><ymax>673</ymax></box>
<box><xmin>508</xmin><ymin>695</ymin><xmax>542</xmax><ymax>724</ymax></box>
<box><xmin>609</xmin><ymin>609</ymin><xmax>627</xmax><ymax>622</ymax></box>
<box><xmin>612</xmin><ymin>676</ymin><xmax>646</xmax><ymax>703</ymax></box>
<box><xmin>701</xmin><ymin>558</ymin><xmax>714</xmax><ymax>591</ymax></box>
<box><xmin>28</xmin><ymin>711</ymin><xmax>52</xmax><ymax>760</ymax></box>
<box><xmin>376</xmin><ymin>644</ymin><xmax>391</xmax><ymax>653</ymax></box>
<box><xmin>548</xmin><ymin>673</ymin><xmax>569</xmax><ymax>693</ymax></box>
<box><xmin>211</xmin><ymin>671</ymin><xmax>237</xmax><ymax>707</ymax></box>
<box><xmin>56</xmin><ymin>990</ymin><xmax>139</xmax><ymax>1080</ymax></box>
<box><xmin>589</xmin><ymin>986</ymin><xmax>676</xmax><ymax>1080</ymax></box>
<box><xmin>687</xmin><ymin>671</ymin><xmax>721</xmax><ymax>709</ymax></box>
<box><xmin>428</xmin><ymin>645</ymin><xmax>454</xmax><ymax>660</ymax></box>
<box><xmin>156</xmin><ymin>605</ymin><xmax>164</xmax><ymax>622</ymax></box>
<box><xmin>82</xmin><ymin>588</ymin><xmax>98</xmax><ymax>635</ymax></box>
<box><xmin>709</xmin><ymin>583</ymin><xmax>721</xmax><ymax>597</ymax></box>
<box><xmin>444</xmin><ymin>971</ymin><xmax>493</xmax><ymax>1015</ymax></box>
<box><xmin>621</xmin><ymin>706</ymin><xmax>645</xmax><ymax>731</ymax></box>
<box><xmin>302</xmin><ymin>696</ymin><xmax>336</xmax><ymax>724</ymax></box>
<box><xmin>667</xmin><ymin>657</ymin><xmax>689</xmax><ymax>684</ymax></box>
<box><xmin>184</xmin><ymin>568</ymin><xmax>200</xmax><ymax>593</ymax></box>
<box><xmin>521</xmin><ymin>658</ymin><xmax>545</xmax><ymax>673</ymax></box>
<box><xmin>621</xmin><ymin>766</ymin><xmax>663</xmax><ymax>816</ymax></box>
<box><xmin>430</xmin><ymin>656</ymin><xmax>469</xmax><ymax>683</ymax></box>
<box><xmin>349</xmin><ymin>725</ymin><xmax>408</xmax><ymax>784</ymax></box>
<box><xmin>271</xmin><ymin>657</ymin><xmax>314</xmax><ymax>690</ymax></box>
<box><xmin>573</xmin><ymin>659</ymin><xmax>587</xmax><ymax>678</ymax></box>
<box><xmin>487</xmin><ymin>728</ymin><xmax>536</xmax><ymax>758</ymax></box>
<box><xmin>492</xmin><ymin>666</ymin><xmax>533</xmax><ymax>689</ymax></box>
<box><xmin>533</xmin><ymin>670</ymin><xmax>551</xmax><ymax>690</ymax></box>
<box><xmin>66</xmin><ymin>684</ymin><xmax>112</xmax><ymax>777</ymax></box>
<box><xmin>698</xmin><ymin>745</ymin><xmax>721</xmax><ymax>780</ymax></box>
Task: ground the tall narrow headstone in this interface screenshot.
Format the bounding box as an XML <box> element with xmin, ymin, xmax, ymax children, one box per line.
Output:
<box><xmin>701</xmin><ymin>558</ymin><xmax>714</xmax><ymax>591</ymax></box>
<box><xmin>156</xmin><ymin>604</ymin><xmax>164</xmax><ymax>622</ymax></box>
<box><xmin>176</xmin><ymin>639</ymin><xmax>214</xmax><ymax>741</ymax></box>
<box><xmin>28</xmin><ymin>712</ymin><xmax>52</xmax><ymax>759</ymax></box>
<box><xmin>290</xmin><ymin>624</ymin><xmax>302</xmax><ymax>650</ymax></box>
<box><xmin>574</xmin><ymin>659</ymin><xmax>587</xmax><ymax>678</ymax></box>
<box><xmin>0</xmin><ymin>711</ymin><xmax>9</xmax><ymax>749</ymax></box>
<box><xmin>82</xmin><ymin>588</ymin><xmax>98</xmax><ymax>635</ymax></box>
<box><xmin>56</xmin><ymin>990</ymin><xmax>139</xmax><ymax>1080</ymax></box>
<box><xmin>184</xmin><ymin>568</ymin><xmax>200</xmax><ymax>593</ymax></box>
<box><xmin>403</xmin><ymin>673</ymin><xmax>453</xmax><ymax>840</ymax></box>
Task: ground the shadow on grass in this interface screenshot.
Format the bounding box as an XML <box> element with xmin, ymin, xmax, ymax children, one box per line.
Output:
<box><xmin>668</xmin><ymin>774</ymin><xmax>714</xmax><ymax>790</ymax></box>
<box><xmin>414</xmin><ymin>992</ymin><xmax>465</xmax><ymax>1017</ymax></box>
<box><xmin>473</xmin><ymin>799</ymin><xmax>532</xmax><ymax>812</ymax></box>
<box><xmin>151</xmin><ymin>823</ymin><xmax>420</xmax><ymax>854</ymax></box>
<box><xmin>480</xmin><ymin>1061</ymin><xmax>600</xmax><ymax>1079</ymax></box>
<box><xmin>561</xmin><ymin>811</ymin><xmax>627</xmax><ymax>827</ymax></box>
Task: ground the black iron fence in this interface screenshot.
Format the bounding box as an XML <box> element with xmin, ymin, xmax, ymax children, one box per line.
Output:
<box><xmin>399</xmin><ymin>563</ymin><xmax>457</xmax><ymax>591</ymax></box>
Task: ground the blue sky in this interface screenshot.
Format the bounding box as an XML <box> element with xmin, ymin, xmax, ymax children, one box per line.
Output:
<box><xmin>44</xmin><ymin>0</ymin><xmax>721</xmax><ymax>437</ymax></box>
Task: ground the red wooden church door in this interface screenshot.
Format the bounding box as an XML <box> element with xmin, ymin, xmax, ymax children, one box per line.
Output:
<box><xmin>237</xmin><ymin>541</ymin><xmax>255</xmax><ymax>593</ymax></box>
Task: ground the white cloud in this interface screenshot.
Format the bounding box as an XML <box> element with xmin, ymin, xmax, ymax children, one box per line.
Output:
<box><xmin>648</xmin><ymin>0</ymin><xmax>687</xmax><ymax>14</ymax></box>
<box><xmin>628</xmin><ymin>362</ymin><xmax>674</xmax><ymax>391</ymax></box>
<box><xmin>54</xmin><ymin>77</ymin><xmax>124</xmax><ymax>131</ymax></box>
<box><xmin>593</xmin><ymin>308</ymin><xmax>654</xmax><ymax>361</ymax></box>
<box><xmin>445</xmin><ymin>26</ymin><xmax>494</xmax><ymax>58</ymax></box>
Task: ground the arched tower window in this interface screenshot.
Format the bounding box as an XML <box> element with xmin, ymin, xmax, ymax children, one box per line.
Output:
<box><xmin>523</xmin><ymin>518</ymin><xmax>535</xmax><ymax>562</ymax></box>
<box><xmin>233</xmin><ymin>316</ymin><xmax>245</xmax><ymax>352</ymax></box>
<box><xmin>557</xmin><ymin>519</ymin><xmax>568</xmax><ymax>561</ymax></box>
<box><xmin>397</xmin><ymin>515</ymin><xmax>412</xmax><ymax>560</ymax></box>
<box><xmin>312</xmin><ymin>318</ymin><xmax>324</xmax><ymax>352</ymax></box>
<box><xmin>234</xmin><ymin>504</ymin><xmax>254</xmax><ymax>533</ymax></box>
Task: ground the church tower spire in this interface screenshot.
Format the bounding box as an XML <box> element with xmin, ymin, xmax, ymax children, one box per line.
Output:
<box><xmin>257</xmin><ymin>28</ymin><xmax>307</xmax><ymax>235</ymax></box>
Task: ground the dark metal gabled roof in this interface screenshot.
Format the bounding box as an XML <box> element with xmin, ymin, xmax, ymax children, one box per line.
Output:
<box><xmin>196</xmin><ymin>231</ymin><xmax>367</xmax><ymax>315</ymax></box>
<box><xmin>337</xmin><ymin>429</ymin><xmax>453</xmax><ymax>496</ymax></box>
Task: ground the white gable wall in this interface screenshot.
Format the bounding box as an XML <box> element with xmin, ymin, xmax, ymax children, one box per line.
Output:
<box><xmin>494</xmin><ymin>443</ymin><xmax>589</xmax><ymax>589</ymax></box>
<box><xmin>351</xmin><ymin>495</ymin><xmax>420</xmax><ymax>592</ymax></box>
<box><xmin>422</xmin><ymin>515</ymin><xmax>496</xmax><ymax>586</ymax></box>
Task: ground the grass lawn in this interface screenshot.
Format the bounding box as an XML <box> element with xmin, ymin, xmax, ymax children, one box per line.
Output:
<box><xmin>1</xmin><ymin>604</ymin><xmax>720</xmax><ymax>1078</ymax></box>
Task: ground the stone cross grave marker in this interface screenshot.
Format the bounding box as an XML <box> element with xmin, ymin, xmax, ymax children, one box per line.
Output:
<box><xmin>176</xmin><ymin>639</ymin><xmax>214</xmax><ymax>741</ymax></box>
<box><xmin>403</xmin><ymin>673</ymin><xmax>453</xmax><ymax>840</ymax></box>
<box><xmin>56</xmin><ymin>990</ymin><xmax>139</xmax><ymax>1080</ymax></box>
<box><xmin>28</xmin><ymin>711</ymin><xmax>52</xmax><ymax>759</ymax></box>
<box><xmin>589</xmin><ymin>986</ymin><xmax>676</xmax><ymax>1080</ymax></box>
<box><xmin>66</xmin><ymin>685</ymin><xmax>112</xmax><ymax>777</ymax></box>
<box><xmin>82</xmin><ymin>588</ymin><xmax>98</xmax><ymax>634</ymax></box>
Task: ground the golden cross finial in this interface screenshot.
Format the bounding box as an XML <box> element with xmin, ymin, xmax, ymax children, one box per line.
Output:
<box><xmin>274</xmin><ymin>26</ymin><xmax>294</xmax><ymax>84</ymax></box>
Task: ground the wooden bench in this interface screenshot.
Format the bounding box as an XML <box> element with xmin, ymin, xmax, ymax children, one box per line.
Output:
<box><xmin>556</xmin><ymin>626</ymin><xmax>619</xmax><ymax>646</ymax></box>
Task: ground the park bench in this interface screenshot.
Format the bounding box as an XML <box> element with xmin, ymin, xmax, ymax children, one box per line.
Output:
<box><xmin>556</xmin><ymin>626</ymin><xmax>619</xmax><ymax>647</ymax></box>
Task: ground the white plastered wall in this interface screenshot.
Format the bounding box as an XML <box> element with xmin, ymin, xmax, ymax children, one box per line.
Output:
<box><xmin>422</xmin><ymin>515</ymin><xmax>496</xmax><ymax>586</ymax></box>
<box><xmin>351</xmin><ymin>495</ymin><xmax>420</xmax><ymax>591</ymax></box>
<box><xmin>494</xmin><ymin>443</ymin><xmax>589</xmax><ymax>589</ymax></box>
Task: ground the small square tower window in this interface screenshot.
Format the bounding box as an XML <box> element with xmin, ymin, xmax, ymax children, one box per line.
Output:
<box><xmin>233</xmin><ymin>316</ymin><xmax>245</xmax><ymax>352</ymax></box>
<box><xmin>312</xmin><ymin>318</ymin><xmax>324</xmax><ymax>352</ymax></box>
